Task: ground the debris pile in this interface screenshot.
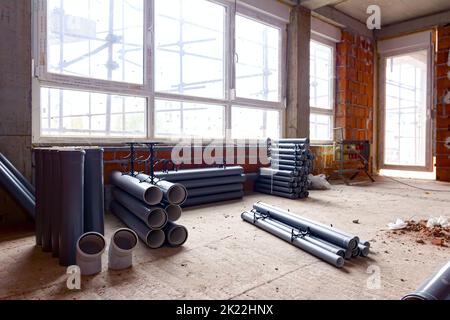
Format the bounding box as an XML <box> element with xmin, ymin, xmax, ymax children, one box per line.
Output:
<box><xmin>397</xmin><ymin>219</ymin><xmax>450</xmax><ymax>247</ymax></box>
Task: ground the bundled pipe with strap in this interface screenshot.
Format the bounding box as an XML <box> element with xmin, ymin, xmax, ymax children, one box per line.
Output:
<box><xmin>253</xmin><ymin>202</ymin><xmax>359</xmax><ymax>251</ymax></box>
<box><xmin>241</xmin><ymin>211</ymin><xmax>344</xmax><ymax>268</ymax></box>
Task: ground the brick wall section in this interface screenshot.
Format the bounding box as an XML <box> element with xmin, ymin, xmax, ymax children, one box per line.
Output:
<box><xmin>436</xmin><ymin>25</ymin><xmax>450</xmax><ymax>182</ymax></box>
<box><xmin>336</xmin><ymin>31</ymin><xmax>375</xmax><ymax>142</ymax></box>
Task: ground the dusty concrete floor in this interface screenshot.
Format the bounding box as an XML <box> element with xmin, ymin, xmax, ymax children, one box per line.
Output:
<box><xmin>0</xmin><ymin>176</ymin><xmax>449</xmax><ymax>300</ymax></box>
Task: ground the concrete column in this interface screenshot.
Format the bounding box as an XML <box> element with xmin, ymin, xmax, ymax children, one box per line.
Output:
<box><xmin>0</xmin><ymin>0</ymin><xmax>32</xmax><ymax>224</ymax></box>
<box><xmin>286</xmin><ymin>6</ymin><xmax>311</xmax><ymax>138</ymax></box>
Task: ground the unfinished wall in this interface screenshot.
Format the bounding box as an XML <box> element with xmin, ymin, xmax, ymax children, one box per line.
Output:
<box><xmin>0</xmin><ymin>0</ymin><xmax>33</xmax><ymax>225</ymax></box>
<box><xmin>309</xmin><ymin>30</ymin><xmax>375</xmax><ymax>178</ymax></box>
<box><xmin>436</xmin><ymin>25</ymin><xmax>450</xmax><ymax>182</ymax></box>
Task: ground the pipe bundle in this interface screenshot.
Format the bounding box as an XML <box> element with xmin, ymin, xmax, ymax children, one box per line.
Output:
<box><xmin>154</xmin><ymin>166</ymin><xmax>246</xmax><ymax>207</ymax></box>
<box><xmin>110</xmin><ymin>171</ymin><xmax>188</xmax><ymax>249</ymax></box>
<box><xmin>34</xmin><ymin>148</ymin><xmax>105</xmax><ymax>266</ymax></box>
<box><xmin>242</xmin><ymin>202</ymin><xmax>371</xmax><ymax>268</ymax></box>
<box><xmin>255</xmin><ymin>138</ymin><xmax>314</xmax><ymax>199</ymax></box>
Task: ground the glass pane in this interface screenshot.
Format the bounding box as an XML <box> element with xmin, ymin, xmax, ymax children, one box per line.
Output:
<box><xmin>310</xmin><ymin>113</ymin><xmax>332</xmax><ymax>141</ymax></box>
<box><xmin>40</xmin><ymin>87</ymin><xmax>146</xmax><ymax>137</ymax></box>
<box><xmin>232</xmin><ymin>107</ymin><xmax>280</xmax><ymax>139</ymax></box>
<box><xmin>155</xmin><ymin>100</ymin><xmax>224</xmax><ymax>138</ymax></box>
<box><xmin>155</xmin><ymin>0</ymin><xmax>225</xmax><ymax>99</ymax></box>
<box><xmin>384</xmin><ymin>50</ymin><xmax>428</xmax><ymax>167</ymax></box>
<box><xmin>235</xmin><ymin>15</ymin><xmax>280</xmax><ymax>102</ymax></box>
<box><xmin>47</xmin><ymin>0</ymin><xmax>144</xmax><ymax>84</ymax></box>
<box><xmin>310</xmin><ymin>40</ymin><xmax>334</xmax><ymax>109</ymax></box>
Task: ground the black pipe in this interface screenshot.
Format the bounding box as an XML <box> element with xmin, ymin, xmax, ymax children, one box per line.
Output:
<box><xmin>84</xmin><ymin>148</ymin><xmax>105</xmax><ymax>235</ymax></box>
<box><xmin>155</xmin><ymin>166</ymin><xmax>244</xmax><ymax>182</ymax></box>
<box><xmin>187</xmin><ymin>184</ymin><xmax>243</xmax><ymax>197</ymax></box>
<box><xmin>178</xmin><ymin>174</ymin><xmax>246</xmax><ymax>189</ymax></box>
<box><xmin>0</xmin><ymin>152</ymin><xmax>35</xmax><ymax>195</ymax></box>
<box><xmin>41</xmin><ymin>150</ymin><xmax>53</xmax><ymax>253</ymax></box>
<box><xmin>50</xmin><ymin>150</ymin><xmax>61</xmax><ymax>258</ymax></box>
<box><xmin>255</xmin><ymin>182</ymin><xmax>300</xmax><ymax>194</ymax></box>
<box><xmin>183</xmin><ymin>191</ymin><xmax>244</xmax><ymax>207</ymax></box>
<box><xmin>34</xmin><ymin>149</ymin><xmax>43</xmax><ymax>246</ymax></box>
<box><xmin>59</xmin><ymin>150</ymin><xmax>85</xmax><ymax>267</ymax></box>
<box><xmin>258</xmin><ymin>173</ymin><xmax>298</xmax><ymax>183</ymax></box>
<box><xmin>257</xmin><ymin>177</ymin><xmax>298</xmax><ymax>188</ymax></box>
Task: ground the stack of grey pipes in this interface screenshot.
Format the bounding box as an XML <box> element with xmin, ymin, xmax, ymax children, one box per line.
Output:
<box><xmin>34</xmin><ymin>148</ymin><xmax>105</xmax><ymax>267</ymax></box>
<box><xmin>255</xmin><ymin>138</ymin><xmax>314</xmax><ymax>199</ymax></box>
<box><xmin>242</xmin><ymin>202</ymin><xmax>371</xmax><ymax>268</ymax></box>
<box><xmin>154</xmin><ymin>166</ymin><xmax>246</xmax><ymax>207</ymax></box>
<box><xmin>110</xmin><ymin>171</ymin><xmax>189</xmax><ymax>249</ymax></box>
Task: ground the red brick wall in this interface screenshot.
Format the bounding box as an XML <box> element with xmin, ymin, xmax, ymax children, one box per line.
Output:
<box><xmin>336</xmin><ymin>31</ymin><xmax>375</xmax><ymax>142</ymax></box>
<box><xmin>436</xmin><ymin>25</ymin><xmax>450</xmax><ymax>182</ymax></box>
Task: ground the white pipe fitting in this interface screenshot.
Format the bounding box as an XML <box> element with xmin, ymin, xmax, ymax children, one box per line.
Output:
<box><xmin>76</xmin><ymin>232</ymin><xmax>106</xmax><ymax>276</ymax></box>
<box><xmin>108</xmin><ymin>228</ymin><xmax>138</xmax><ymax>270</ymax></box>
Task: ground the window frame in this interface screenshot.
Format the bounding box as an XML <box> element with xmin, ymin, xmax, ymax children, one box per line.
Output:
<box><xmin>32</xmin><ymin>0</ymin><xmax>286</xmax><ymax>144</ymax></box>
<box><xmin>309</xmin><ymin>34</ymin><xmax>336</xmax><ymax>145</ymax></box>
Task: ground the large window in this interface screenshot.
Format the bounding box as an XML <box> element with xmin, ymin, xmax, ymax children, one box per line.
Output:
<box><xmin>310</xmin><ymin>38</ymin><xmax>335</xmax><ymax>143</ymax></box>
<box><xmin>33</xmin><ymin>0</ymin><xmax>285</xmax><ymax>142</ymax></box>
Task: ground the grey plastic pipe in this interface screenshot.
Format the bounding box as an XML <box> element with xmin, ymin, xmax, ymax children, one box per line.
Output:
<box><xmin>270</xmin><ymin>159</ymin><xmax>304</xmax><ymax>166</ymax></box>
<box><xmin>0</xmin><ymin>152</ymin><xmax>35</xmax><ymax>195</ymax></box>
<box><xmin>258</xmin><ymin>178</ymin><xmax>298</xmax><ymax>188</ymax></box>
<box><xmin>42</xmin><ymin>150</ymin><xmax>53</xmax><ymax>253</ymax></box>
<box><xmin>76</xmin><ymin>232</ymin><xmax>106</xmax><ymax>276</ymax></box>
<box><xmin>242</xmin><ymin>211</ymin><xmax>344</xmax><ymax>268</ymax></box>
<box><xmin>164</xmin><ymin>204</ymin><xmax>182</xmax><ymax>222</ymax></box>
<box><xmin>110</xmin><ymin>171</ymin><xmax>163</xmax><ymax>206</ymax></box>
<box><xmin>110</xmin><ymin>201</ymin><xmax>166</xmax><ymax>249</ymax></box>
<box><xmin>155</xmin><ymin>166</ymin><xmax>244</xmax><ymax>182</ymax></box>
<box><xmin>0</xmin><ymin>161</ymin><xmax>35</xmax><ymax>219</ymax></box>
<box><xmin>59</xmin><ymin>150</ymin><xmax>85</xmax><ymax>267</ymax></box>
<box><xmin>187</xmin><ymin>184</ymin><xmax>243</xmax><ymax>198</ymax></box>
<box><xmin>358</xmin><ymin>244</ymin><xmax>370</xmax><ymax>257</ymax></box>
<box><xmin>34</xmin><ymin>149</ymin><xmax>43</xmax><ymax>246</ymax></box>
<box><xmin>164</xmin><ymin>222</ymin><xmax>189</xmax><ymax>247</ymax></box>
<box><xmin>84</xmin><ymin>148</ymin><xmax>105</xmax><ymax>235</ymax></box>
<box><xmin>256</xmin><ymin>202</ymin><xmax>360</xmax><ymax>250</ymax></box>
<box><xmin>50</xmin><ymin>150</ymin><xmax>61</xmax><ymax>258</ymax></box>
<box><xmin>183</xmin><ymin>191</ymin><xmax>244</xmax><ymax>207</ymax></box>
<box><xmin>136</xmin><ymin>173</ymin><xmax>187</xmax><ymax>205</ymax></box>
<box><xmin>270</xmin><ymin>143</ymin><xmax>307</xmax><ymax>150</ymax></box>
<box><xmin>108</xmin><ymin>228</ymin><xmax>138</xmax><ymax>271</ymax></box>
<box><xmin>402</xmin><ymin>261</ymin><xmax>450</xmax><ymax>300</ymax></box>
<box><xmin>260</xmin><ymin>168</ymin><xmax>296</xmax><ymax>177</ymax></box>
<box><xmin>258</xmin><ymin>173</ymin><xmax>297</xmax><ymax>183</ymax></box>
<box><xmin>254</xmin><ymin>187</ymin><xmax>299</xmax><ymax>199</ymax></box>
<box><xmin>255</xmin><ymin>182</ymin><xmax>299</xmax><ymax>194</ymax></box>
<box><xmin>254</xmin><ymin>202</ymin><xmax>358</xmax><ymax>250</ymax></box>
<box><xmin>269</xmin><ymin>138</ymin><xmax>310</xmax><ymax>144</ymax></box>
<box><xmin>305</xmin><ymin>235</ymin><xmax>346</xmax><ymax>258</ymax></box>
<box><xmin>180</xmin><ymin>174</ymin><xmax>246</xmax><ymax>189</ymax></box>
<box><xmin>270</xmin><ymin>148</ymin><xmax>303</xmax><ymax>155</ymax></box>
<box><xmin>270</xmin><ymin>153</ymin><xmax>307</xmax><ymax>161</ymax></box>
<box><xmin>112</xmin><ymin>188</ymin><xmax>168</xmax><ymax>229</ymax></box>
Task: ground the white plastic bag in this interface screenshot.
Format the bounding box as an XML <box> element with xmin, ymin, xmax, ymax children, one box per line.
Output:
<box><xmin>427</xmin><ymin>216</ymin><xmax>450</xmax><ymax>228</ymax></box>
<box><xmin>308</xmin><ymin>174</ymin><xmax>331</xmax><ymax>190</ymax></box>
<box><xmin>388</xmin><ymin>219</ymin><xmax>407</xmax><ymax>230</ymax></box>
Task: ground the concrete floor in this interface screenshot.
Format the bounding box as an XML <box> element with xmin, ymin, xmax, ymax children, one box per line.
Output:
<box><xmin>0</xmin><ymin>176</ymin><xmax>449</xmax><ymax>300</ymax></box>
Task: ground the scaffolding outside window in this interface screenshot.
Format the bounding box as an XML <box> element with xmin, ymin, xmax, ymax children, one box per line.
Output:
<box><xmin>309</xmin><ymin>38</ymin><xmax>334</xmax><ymax>143</ymax></box>
<box><xmin>33</xmin><ymin>0</ymin><xmax>285</xmax><ymax>142</ymax></box>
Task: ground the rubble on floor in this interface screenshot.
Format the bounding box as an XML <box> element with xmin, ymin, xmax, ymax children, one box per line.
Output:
<box><xmin>390</xmin><ymin>219</ymin><xmax>450</xmax><ymax>247</ymax></box>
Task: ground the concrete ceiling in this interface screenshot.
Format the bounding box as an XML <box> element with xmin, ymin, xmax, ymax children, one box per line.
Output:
<box><xmin>331</xmin><ymin>0</ymin><xmax>450</xmax><ymax>26</ymax></box>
